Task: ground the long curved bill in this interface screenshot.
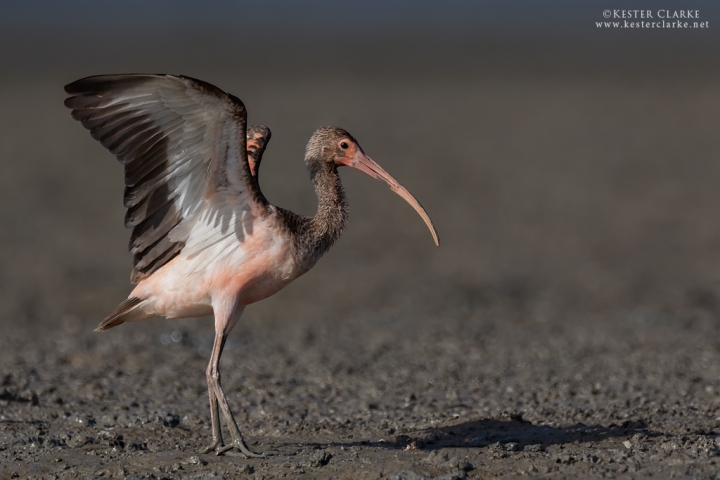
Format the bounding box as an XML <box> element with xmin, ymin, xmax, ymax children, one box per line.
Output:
<box><xmin>339</xmin><ymin>152</ymin><xmax>440</xmax><ymax>246</ymax></box>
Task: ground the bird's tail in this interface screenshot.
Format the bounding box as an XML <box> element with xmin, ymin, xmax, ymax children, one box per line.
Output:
<box><xmin>95</xmin><ymin>297</ymin><xmax>143</xmax><ymax>331</ymax></box>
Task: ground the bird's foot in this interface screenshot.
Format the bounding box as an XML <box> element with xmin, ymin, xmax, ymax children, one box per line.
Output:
<box><xmin>200</xmin><ymin>439</ymin><xmax>223</xmax><ymax>455</ymax></box>
<box><xmin>216</xmin><ymin>438</ymin><xmax>268</xmax><ymax>458</ymax></box>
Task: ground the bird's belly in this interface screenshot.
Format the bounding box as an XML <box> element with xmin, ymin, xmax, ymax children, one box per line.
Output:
<box><xmin>209</xmin><ymin>237</ymin><xmax>297</xmax><ymax>306</ymax></box>
<box><xmin>131</xmin><ymin>221</ymin><xmax>298</xmax><ymax>319</ymax></box>
<box><xmin>130</xmin><ymin>259</ymin><xmax>214</xmax><ymax>318</ymax></box>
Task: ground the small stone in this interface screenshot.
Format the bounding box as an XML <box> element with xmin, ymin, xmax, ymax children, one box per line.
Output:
<box><xmin>555</xmin><ymin>453</ymin><xmax>575</xmax><ymax>464</ymax></box>
<box><xmin>183</xmin><ymin>455</ymin><xmax>207</xmax><ymax>466</ymax></box>
<box><xmin>310</xmin><ymin>448</ymin><xmax>331</xmax><ymax>467</ymax></box>
<box><xmin>504</xmin><ymin>442</ymin><xmax>520</xmax><ymax>452</ymax></box>
<box><xmin>68</xmin><ymin>435</ymin><xmax>92</xmax><ymax>448</ymax></box>
<box><xmin>388</xmin><ymin>472</ymin><xmax>430</xmax><ymax>480</ymax></box>
<box><xmin>623</xmin><ymin>440</ymin><xmax>632</xmax><ymax>449</ymax></box>
<box><xmin>437</xmin><ymin>472</ymin><xmax>467</xmax><ymax>480</ymax></box>
<box><xmin>162</xmin><ymin>412</ymin><xmax>180</xmax><ymax>427</ymax></box>
<box><xmin>68</xmin><ymin>414</ymin><xmax>95</xmax><ymax>427</ymax></box>
<box><xmin>100</xmin><ymin>414</ymin><xmax>116</xmax><ymax>428</ymax></box>
<box><xmin>123</xmin><ymin>475</ymin><xmax>152</xmax><ymax>480</ymax></box>
<box><xmin>116</xmin><ymin>413</ymin><xmax>133</xmax><ymax>427</ymax></box>
<box><xmin>108</xmin><ymin>434</ymin><xmax>125</xmax><ymax>451</ymax></box>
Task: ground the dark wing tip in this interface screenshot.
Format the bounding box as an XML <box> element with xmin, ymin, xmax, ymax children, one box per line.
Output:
<box><xmin>63</xmin><ymin>74</ymin><xmax>247</xmax><ymax>121</ymax></box>
<box><xmin>64</xmin><ymin>75</ymin><xmax>162</xmax><ymax>110</ymax></box>
<box><xmin>65</xmin><ymin>74</ymin><xmax>147</xmax><ymax>94</ymax></box>
<box><xmin>248</xmin><ymin>124</ymin><xmax>271</xmax><ymax>140</ymax></box>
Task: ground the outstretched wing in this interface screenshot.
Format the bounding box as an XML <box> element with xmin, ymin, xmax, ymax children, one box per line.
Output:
<box><xmin>64</xmin><ymin>74</ymin><xmax>268</xmax><ymax>283</ymax></box>
<box><xmin>246</xmin><ymin>124</ymin><xmax>271</xmax><ymax>179</ymax></box>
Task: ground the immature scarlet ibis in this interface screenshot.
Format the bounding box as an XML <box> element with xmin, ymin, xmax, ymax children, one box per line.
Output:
<box><xmin>64</xmin><ymin>74</ymin><xmax>439</xmax><ymax>456</ymax></box>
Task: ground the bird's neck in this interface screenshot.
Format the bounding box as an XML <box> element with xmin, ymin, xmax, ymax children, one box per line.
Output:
<box><xmin>275</xmin><ymin>159</ymin><xmax>348</xmax><ymax>275</ymax></box>
<box><xmin>307</xmin><ymin>160</ymin><xmax>348</xmax><ymax>255</ymax></box>
<box><xmin>281</xmin><ymin>159</ymin><xmax>348</xmax><ymax>272</ymax></box>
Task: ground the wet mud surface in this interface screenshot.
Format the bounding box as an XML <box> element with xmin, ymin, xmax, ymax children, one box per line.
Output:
<box><xmin>2</xmin><ymin>16</ymin><xmax>720</xmax><ymax>480</ymax></box>
<box><xmin>4</xmin><ymin>302</ymin><xmax>720</xmax><ymax>479</ymax></box>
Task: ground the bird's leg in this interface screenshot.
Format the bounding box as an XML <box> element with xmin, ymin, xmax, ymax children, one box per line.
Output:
<box><xmin>200</xmin><ymin>334</ymin><xmax>224</xmax><ymax>454</ymax></box>
<box><xmin>209</xmin><ymin>331</ymin><xmax>264</xmax><ymax>457</ymax></box>
<box><xmin>200</xmin><ymin>302</ymin><xmax>268</xmax><ymax>457</ymax></box>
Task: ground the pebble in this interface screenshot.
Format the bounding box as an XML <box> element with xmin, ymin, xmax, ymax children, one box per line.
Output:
<box><xmin>388</xmin><ymin>472</ymin><xmax>430</xmax><ymax>480</ymax></box>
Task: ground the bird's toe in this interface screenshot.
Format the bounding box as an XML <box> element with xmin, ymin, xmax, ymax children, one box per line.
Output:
<box><xmin>200</xmin><ymin>440</ymin><xmax>223</xmax><ymax>455</ymax></box>
<box><xmin>216</xmin><ymin>439</ymin><xmax>269</xmax><ymax>458</ymax></box>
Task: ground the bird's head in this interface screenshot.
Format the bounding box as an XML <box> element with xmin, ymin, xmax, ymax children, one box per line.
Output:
<box><xmin>306</xmin><ymin>126</ymin><xmax>440</xmax><ymax>246</ymax></box>
<box><xmin>305</xmin><ymin>126</ymin><xmax>360</xmax><ymax>167</ymax></box>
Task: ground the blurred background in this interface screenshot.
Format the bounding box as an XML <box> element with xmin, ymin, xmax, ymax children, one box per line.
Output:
<box><xmin>2</xmin><ymin>0</ymin><xmax>719</xmax><ymax>330</ymax></box>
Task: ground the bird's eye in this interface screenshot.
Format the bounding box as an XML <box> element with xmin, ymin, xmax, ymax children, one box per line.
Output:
<box><xmin>340</xmin><ymin>142</ymin><xmax>349</xmax><ymax>149</ymax></box>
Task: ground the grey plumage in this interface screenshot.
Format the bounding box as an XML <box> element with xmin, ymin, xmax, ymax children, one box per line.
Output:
<box><xmin>64</xmin><ymin>74</ymin><xmax>265</xmax><ymax>283</ymax></box>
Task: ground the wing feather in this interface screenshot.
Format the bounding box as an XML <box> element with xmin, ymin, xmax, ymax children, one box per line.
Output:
<box><xmin>246</xmin><ymin>124</ymin><xmax>271</xmax><ymax>178</ymax></box>
<box><xmin>65</xmin><ymin>74</ymin><xmax>268</xmax><ymax>283</ymax></box>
